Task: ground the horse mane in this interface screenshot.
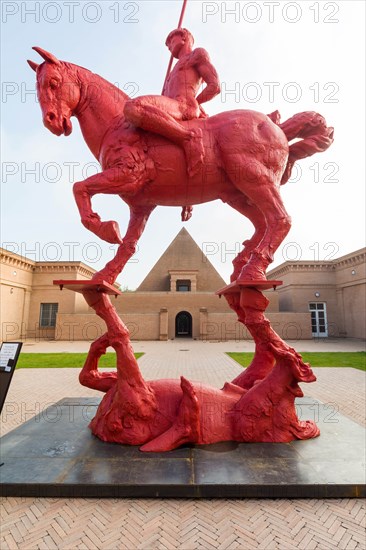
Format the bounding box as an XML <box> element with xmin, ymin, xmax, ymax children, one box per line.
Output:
<box><xmin>74</xmin><ymin>62</ymin><xmax>129</xmax><ymax>101</ymax></box>
<box><xmin>40</xmin><ymin>59</ymin><xmax>130</xmax><ymax>102</ymax></box>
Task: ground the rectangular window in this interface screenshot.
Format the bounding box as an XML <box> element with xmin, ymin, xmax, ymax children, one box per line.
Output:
<box><xmin>40</xmin><ymin>303</ymin><xmax>58</xmax><ymax>328</ymax></box>
<box><xmin>176</xmin><ymin>280</ymin><xmax>191</xmax><ymax>292</ymax></box>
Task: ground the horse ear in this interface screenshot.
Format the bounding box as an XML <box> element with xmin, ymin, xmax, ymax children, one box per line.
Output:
<box><xmin>32</xmin><ymin>46</ymin><xmax>60</xmax><ymax>65</ymax></box>
<box><xmin>27</xmin><ymin>60</ymin><xmax>39</xmax><ymax>72</ymax></box>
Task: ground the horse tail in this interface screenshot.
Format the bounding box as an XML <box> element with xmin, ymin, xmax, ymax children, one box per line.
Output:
<box><xmin>277</xmin><ymin>111</ymin><xmax>334</xmax><ymax>185</ymax></box>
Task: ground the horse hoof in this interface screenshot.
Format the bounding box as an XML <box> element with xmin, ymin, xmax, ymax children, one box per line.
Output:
<box><xmin>98</xmin><ymin>221</ymin><xmax>123</xmax><ymax>244</ymax></box>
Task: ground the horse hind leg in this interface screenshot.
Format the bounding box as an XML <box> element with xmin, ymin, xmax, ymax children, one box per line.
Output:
<box><xmin>241</xmin><ymin>186</ymin><xmax>291</xmax><ymax>281</ymax></box>
<box><xmin>222</xmin><ymin>192</ymin><xmax>267</xmax><ymax>282</ymax></box>
<box><xmin>224</xmin><ymin>157</ymin><xmax>291</xmax><ymax>281</ymax></box>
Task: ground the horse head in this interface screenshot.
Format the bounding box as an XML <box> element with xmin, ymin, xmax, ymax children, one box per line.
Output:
<box><xmin>27</xmin><ymin>47</ymin><xmax>80</xmax><ymax>137</ymax></box>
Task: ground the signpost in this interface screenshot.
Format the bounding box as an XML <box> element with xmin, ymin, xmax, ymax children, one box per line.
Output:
<box><xmin>0</xmin><ymin>342</ymin><xmax>23</xmax><ymax>414</ymax></box>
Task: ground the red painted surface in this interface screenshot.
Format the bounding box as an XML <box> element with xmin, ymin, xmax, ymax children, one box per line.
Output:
<box><xmin>76</xmin><ymin>284</ymin><xmax>319</xmax><ymax>451</ymax></box>
<box><xmin>216</xmin><ymin>280</ymin><xmax>283</xmax><ymax>294</ymax></box>
<box><xmin>54</xmin><ymin>280</ymin><xmax>122</xmax><ymax>296</ymax></box>
<box><xmin>29</xmin><ymin>33</ymin><xmax>333</xmax><ymax>450</ymax></box>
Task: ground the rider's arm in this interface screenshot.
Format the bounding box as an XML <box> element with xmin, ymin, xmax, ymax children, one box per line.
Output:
<box><xmin>192</xmin><ymin>48</ymin><xmax>221</xmax><ymax>105</ymax></box>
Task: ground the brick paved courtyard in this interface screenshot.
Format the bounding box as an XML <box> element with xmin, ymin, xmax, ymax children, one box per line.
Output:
<box><xmin>1</xmin><ymin>340</ymin><xmax>365</xmax><ymax>549</ymax></box>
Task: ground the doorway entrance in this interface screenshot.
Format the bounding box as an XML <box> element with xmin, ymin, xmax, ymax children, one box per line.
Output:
<box><xmin>175</xmin><ymin>311</ymin><xmax>192</xmax><ymax>338</ymax></box>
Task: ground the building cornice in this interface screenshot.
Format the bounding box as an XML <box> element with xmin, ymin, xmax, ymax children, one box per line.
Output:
<box><xmin>0</xmin><ymin>249</ymin><xmax>35</xmax><ymax>271</ymax></box>
<box><xmin>333</xmin><ymin>250</ymin><xmax>366</xmax><ymax>269</ymax></box>
<box><xmin>268</xmin><ymin>248</ymin><xmax>366</xmax><ymax>278</ymax></box>
<box><xmin>168</xmin><ymin>270</ymin><xmax>199</xmax><ymax>274</ymax></box>
<box><xmin>33</xmin><ymin>262</ymin><xmax>97</xmax><ymax>279</ymax></box>
<box><xmin>1</xmin><ymin>248</ymin><xmax>98</xmax><ymax>279</ymax></box>
<box><xmin>268</xmin><ymin>262</ymin><xmax>336</xmax><ymax>278</ymax></box>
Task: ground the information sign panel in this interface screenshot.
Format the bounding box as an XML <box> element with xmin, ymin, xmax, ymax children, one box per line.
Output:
<box><xmin>0</xmin><ymin>342</ymin><xmax>23</xmax><ymax>414</ymax></box>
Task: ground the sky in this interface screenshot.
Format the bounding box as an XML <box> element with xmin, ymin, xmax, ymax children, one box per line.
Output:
<box><xmin>1</xmin><ymin>0</ymin><xmax>365</xmax><ymax>289</ymax></box>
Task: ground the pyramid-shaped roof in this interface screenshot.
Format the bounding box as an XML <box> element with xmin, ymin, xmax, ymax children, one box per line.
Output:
<box><xmin>137</xmin><ymin>228</ymin><xmax>227</xmax><ymax>291</ymax></box>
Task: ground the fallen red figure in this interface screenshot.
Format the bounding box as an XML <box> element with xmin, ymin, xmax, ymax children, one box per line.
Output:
<box><xmin>77</xmin><ymin>288</ymin><xmax>319</xmax><ymax>452</ymax></box>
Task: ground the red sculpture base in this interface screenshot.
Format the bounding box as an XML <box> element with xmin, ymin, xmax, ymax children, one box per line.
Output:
<box><xmin>53</xmin><ymin>277</ymin><xmax>320</xmax><ymax>452</ymax></box>
<box><xmin>216</xmin><ymin>279</ymin><xmax>283</xmax><ymax>295</ymax></box>
<box><xmin>54</xmin><ymin>280</ymin><xmax>122</xmax><ymax>297</ymax></box>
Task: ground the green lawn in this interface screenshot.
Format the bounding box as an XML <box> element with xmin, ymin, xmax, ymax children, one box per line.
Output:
<box><xmin>16</xmin><ymin>352</ymin><xmax>144</xmax><ymax>369</ymax></box>
<box><xmin>14</xmin><ymin>351</ymin><xmax>366</xmax><ymax>371</ymax></box>
<box><xmin>227</xmin><ymin>352</ymin><xmax>366</xmax><ymax>372</ymax></box>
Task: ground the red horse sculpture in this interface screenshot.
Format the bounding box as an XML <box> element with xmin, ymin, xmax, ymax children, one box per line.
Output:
<box><xmin>28</xmin><ymin>46</ymin><xmax>333</xmax><ymax>451</ymax></box>
<box><xmin>28</xmin><ymin>47</ymin><xmax>333</xmax><ymax>286</ymax></box>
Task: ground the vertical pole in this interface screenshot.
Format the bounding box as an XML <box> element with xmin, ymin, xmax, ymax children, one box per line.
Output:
<box><xmin>162</xmin><ymin>0</ymin><xmax>189</xmax><ymax>94</ymax></box>
<box><xmin>177</xmin><ymin>0</ymin><xmax>188</xmax><ymax>27</ymax></box>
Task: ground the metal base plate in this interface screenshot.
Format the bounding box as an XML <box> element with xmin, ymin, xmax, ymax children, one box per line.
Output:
<box><xmin>216</xmin><ymin>280</ymin><xmax>283</xmax><ymax>295</ymax></box>
<box><xmin>1</xmin><ymin>398</ymin><xmax>365</xmax><ymax>498</ymax></box>
<box><xmin>53</xmin><ymin>280</ymin><xmax>122</xmax><ymax>296</ymax></box>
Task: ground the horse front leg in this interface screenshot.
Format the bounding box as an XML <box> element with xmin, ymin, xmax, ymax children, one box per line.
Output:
<box><xmin>73</xmin><ymin>166</ymin><xmax>149</xmax><ymax>244</ymax></box>
<box><xmin>92</xmin><ymin>204</ymin><xmax>156</xmax><ymax>285</ymax></box>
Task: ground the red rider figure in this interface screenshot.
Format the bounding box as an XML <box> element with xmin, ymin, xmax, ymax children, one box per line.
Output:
<box><xmin>124</xmin><ymin>28</ymin><xmax>221</xmax><ymax>181</ymax></box>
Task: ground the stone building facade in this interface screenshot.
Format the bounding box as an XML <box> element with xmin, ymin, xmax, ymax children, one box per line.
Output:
<box><xmin>55</xmin><ymin>229</ymin><xmax>306</xmax><ymax>342</ymax></box>
<box><xmin>0</xmin><ymin>249</ymin><xmax>96</xmax><ymax>341</ymax></box>
<box><xmin>1</xmin><ymin>231</ymin><xmax>364</xmax><ymax>342</ymax></box>
<box><xmin>268</xmin><ymin>248</ymin><xmax>366</xmax><ymax>339</ymax></box>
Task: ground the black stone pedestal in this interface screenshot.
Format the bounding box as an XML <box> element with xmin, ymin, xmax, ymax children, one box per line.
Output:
<box><xmin>1</xmin><ymin>398</ymin><xmax>365</xmax><ymax>498</ymax></box>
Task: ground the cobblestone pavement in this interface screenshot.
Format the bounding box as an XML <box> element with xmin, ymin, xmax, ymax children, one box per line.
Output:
<box><xmin>1</xmin><ymin>340</ymin><xmax>365</xmax><ymax>549</ymax></box>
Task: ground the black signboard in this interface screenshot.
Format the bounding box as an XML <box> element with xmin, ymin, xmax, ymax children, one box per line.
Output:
<box><xmin>0</xmin><ymin>342</ymin><xmax>23</xmax><ymax>414</ymax></box>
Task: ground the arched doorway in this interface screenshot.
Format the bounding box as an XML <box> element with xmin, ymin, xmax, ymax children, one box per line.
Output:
<box><xmin>175</xmin><ymin>311</ymin><xmax>192</xmax><ymax>338</ymax></box>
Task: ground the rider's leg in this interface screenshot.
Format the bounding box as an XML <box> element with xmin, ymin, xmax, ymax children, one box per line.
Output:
<box><xmin>124</xmin><ymin>96</ymin><xmax>204</xmax><ymax>176</ymax></box>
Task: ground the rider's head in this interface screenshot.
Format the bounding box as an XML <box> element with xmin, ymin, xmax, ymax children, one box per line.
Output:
<box><xmin>166</xmin><ymin>28</ymin><xmax>194</xmax><ymax>57</ymax></box>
